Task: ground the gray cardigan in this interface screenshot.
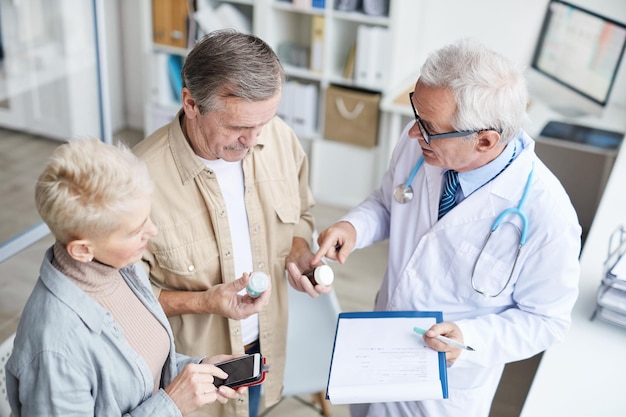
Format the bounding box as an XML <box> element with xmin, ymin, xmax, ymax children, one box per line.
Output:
<box><xmin>5</xmin><ymin>247</ymin><xmax>202</xmax><ymax>417</ymax></box>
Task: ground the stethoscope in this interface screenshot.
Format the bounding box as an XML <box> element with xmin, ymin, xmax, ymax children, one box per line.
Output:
<box><xmin>393</xmin><ymin>156</ymin><xmax>535</xmax><ymax>297</ymax></box>
<box><xmin>393</xmin><ymin>157</ymin><xmax>424</xmax><ymax>204</ymax></box>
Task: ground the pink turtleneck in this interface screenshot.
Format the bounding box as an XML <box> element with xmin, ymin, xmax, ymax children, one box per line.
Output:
<box><xmin>52</xmin><ymin>242</ymin><xmax>170</xmax><ymax>393</ymax></box>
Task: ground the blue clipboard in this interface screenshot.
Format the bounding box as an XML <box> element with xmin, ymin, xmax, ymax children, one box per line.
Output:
<box><xmin>325</xmin><ymin>310</ymin><xmax>449</xmax><ymax>402</ymax></box>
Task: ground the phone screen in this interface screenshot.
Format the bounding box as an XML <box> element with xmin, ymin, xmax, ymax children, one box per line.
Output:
<box><xmin>214</xmin><ymin>354</ymin><xmax>262</xmax><ymax>388</ymax></box>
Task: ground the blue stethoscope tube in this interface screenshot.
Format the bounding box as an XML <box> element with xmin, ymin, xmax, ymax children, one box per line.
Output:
<box><xmin>489</xmin><ymin>161</ymin><xmax>533</xmax><ymax>245</ymax></box>
<box><xmin>471</xmin><ymin>160</ymin><xmax>534</xmax><ymax>297</ymax></box>
<box><xmin>396</xmin><ymin>156</ymin><xmax>535</xmax><ymax>297</ymax></box>
<box><xmin>392</xmin><ymin>157</ymin><xmax>425</xmax><ymax>203</ymax></box>
<box><xmin>405</xmin><ymin>157</ymin><xmax>425</xmax><ymax>189</ymax></box>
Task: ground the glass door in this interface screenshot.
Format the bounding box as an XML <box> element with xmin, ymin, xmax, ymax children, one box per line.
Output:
<box><xmin>0</xmin><ymin>0</ymin><xmax>110</xmax><ymax>340</ymax></box>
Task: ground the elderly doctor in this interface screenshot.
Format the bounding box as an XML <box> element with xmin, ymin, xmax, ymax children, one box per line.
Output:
<box><xmin>311</xmin><ymin>39</ymin><xmax>581</xmax><ymax>417</ymax></box>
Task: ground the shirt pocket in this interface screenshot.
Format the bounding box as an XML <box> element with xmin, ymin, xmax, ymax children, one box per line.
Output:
<box><xmin>267</xmin><ymin>181</ymin><xmax>302</xmax><ymax>258</ymax></box>
<box><xmin>450</xmin><ymin>239</ymin><xmax>518</xmax><ymax>305</ymax></box>
<box><xmin>152</xmin><ymin>237</ymin><xmax>221</xmax><ymax>290</ymax></box>
<box><xmin>275</xmin><ymin>199</ymin><xmax>299</xmax><ymax>225</ymax></box>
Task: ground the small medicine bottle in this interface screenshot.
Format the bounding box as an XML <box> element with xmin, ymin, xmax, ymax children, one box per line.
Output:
<box><xmin>303</xmin><ymin>264</ymin><xmax>334</xmax><ymax>286</ymax></box>
<box><xmin>246</xmin><ymin>272</ymin><xmax>269</xmax><ymax>298</ymax></box>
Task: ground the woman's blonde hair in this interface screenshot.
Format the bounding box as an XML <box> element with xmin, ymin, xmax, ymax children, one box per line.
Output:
<box><xmin>35</xmin><ymin>139</ymin><xmax>153</xmax><ymax>243</ymax></box>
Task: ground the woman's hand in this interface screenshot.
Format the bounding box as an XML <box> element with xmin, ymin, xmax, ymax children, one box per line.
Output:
<box><xmin>164</xmin><ymin>361</ymin><xmax>243</xmax><ymax>415</ymax></box>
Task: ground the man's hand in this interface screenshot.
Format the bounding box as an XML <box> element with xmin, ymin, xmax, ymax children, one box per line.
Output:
<box><xmin>213</xmin><ymin>273</ymin><xmax>272</xmax><ymax>320</ymax></box>
<box><xmin>158</xmin><ymin>273</ymin><xmax>271</xmax><ymax>320</ymax></box>
<box><xmin>285</xmin><ymin>237</ymin><xmax>333</xmax><ymax>297</ymax></box>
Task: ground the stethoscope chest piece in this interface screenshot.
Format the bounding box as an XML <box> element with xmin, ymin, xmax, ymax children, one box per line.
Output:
<box><xmin>393</xmin><ymin>184</ymin><xmax>414</xmax><ymax>203</ymax></box>
<box><xmin>394</xmin><ymin>156</ymin><xmax>424</xmax><ymax>204</ymax></box>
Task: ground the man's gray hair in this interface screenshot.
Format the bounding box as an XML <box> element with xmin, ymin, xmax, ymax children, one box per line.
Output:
<box><xmin>419</xmin><ymin>38</ymin><xmax>529</xmax><ymax>144</ymax></box>
<box><xmin>182</xmin><ymin>29</ymin><xmax>286</xmax><ymax>114</ymax></box>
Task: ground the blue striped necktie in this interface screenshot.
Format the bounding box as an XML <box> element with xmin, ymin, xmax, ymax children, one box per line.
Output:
<box><xmin>438</xmin><ymin>170</ymin><xmax>459</xmax><ymax>219</ymax></box>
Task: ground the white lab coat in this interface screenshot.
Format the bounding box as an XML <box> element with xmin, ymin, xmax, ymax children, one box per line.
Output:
<box><xmin>343</xmin><ymin>124</ymin><xmax>581</xmax><ymax>417</ymax></box>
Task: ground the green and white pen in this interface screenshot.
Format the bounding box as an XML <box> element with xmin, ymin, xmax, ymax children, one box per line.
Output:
<box><xmin>413</xmin><ymin>326</ymin><xmax>475</xmax><ymax>352</ymax></box>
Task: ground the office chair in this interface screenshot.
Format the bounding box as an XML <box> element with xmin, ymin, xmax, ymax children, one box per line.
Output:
<box><xmin>0</xmin><ymin>333</ymin><xmax>15</xmax><ymax>417</ymax></box>
<box><xmin>282</xmin><ymin>283</ymin><xmax>341</xmax><ymax>417</ymax></box>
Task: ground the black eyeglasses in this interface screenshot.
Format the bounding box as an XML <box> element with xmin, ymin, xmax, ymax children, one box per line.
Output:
<box><xmin>409</xmin><ymin>92</ymin><xmax>482</xmax><ymax>145</ymax></box>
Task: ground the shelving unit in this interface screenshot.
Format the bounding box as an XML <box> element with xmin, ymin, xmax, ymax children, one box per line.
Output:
<box><xmin>141</xmin><ymin>0</ymin><xmax>260</xmax><ymax>136</ymax></box>
<box><xmin>264</xmin><ymin>1</ymin><xmax>423</xmax><ymax>206</ymax></box>
<box><xmin>141</xmin><ymin>0</ymin><xmax>424</xmax><ymax>207</ymax></box>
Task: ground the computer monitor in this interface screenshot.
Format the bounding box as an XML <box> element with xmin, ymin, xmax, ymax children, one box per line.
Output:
<box><xmin>526</xmin><ymin>0</ymin><xmax>626</xmax><ymax>118</ymax></box>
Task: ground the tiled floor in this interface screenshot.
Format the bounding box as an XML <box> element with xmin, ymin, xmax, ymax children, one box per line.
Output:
<box><xmin>0</xmin><ymin>128</ymin><xmax>538</xmax><ymax>417</ymax></box>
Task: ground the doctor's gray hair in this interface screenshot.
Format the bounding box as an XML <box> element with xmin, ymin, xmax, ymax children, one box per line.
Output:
<box><xmin>418</xmin><ymin>38</ymin><xmax>528</xmax><ymax>144</ymax></box>
<box><xmin>182</xmin><ymin>28</ymin><xmax>286</xmax><ymax>114</ymax></box>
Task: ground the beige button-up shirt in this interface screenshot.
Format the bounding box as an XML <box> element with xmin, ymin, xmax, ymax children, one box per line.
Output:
<box><xmin>134</xmin><ymin>112</ymin><xmax>315</xmax><ymax>417</ymax></box>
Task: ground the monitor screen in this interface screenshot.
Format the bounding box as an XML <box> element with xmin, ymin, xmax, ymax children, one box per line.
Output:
<box><xmin>531</xmin><ymin>0</ymin><xmax>626</xmax><ymax>109</ymax></box>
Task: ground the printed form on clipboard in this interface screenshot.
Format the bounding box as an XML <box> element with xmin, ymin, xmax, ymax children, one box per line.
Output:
<box><xmin>325</xmin><ymin>311</ymin><xmax>448</xmax><ymax>404</ymax></box>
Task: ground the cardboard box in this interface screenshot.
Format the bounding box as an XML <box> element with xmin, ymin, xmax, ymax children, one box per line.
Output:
<box><xmin>323</xmin><ymin>85</ymin><xmax>381</xmax><ymax>148</ymax></box>
<box><xmin>152</xmin><ymin>0</ymin><xmax>189</xmax><ymax>48</ymax></box>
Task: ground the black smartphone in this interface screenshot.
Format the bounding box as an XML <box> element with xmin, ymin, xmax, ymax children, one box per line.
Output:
<box><xmin>213</xmin><ymin>353</ymin><xmax>263</xmax><ymax>388</ymax></box>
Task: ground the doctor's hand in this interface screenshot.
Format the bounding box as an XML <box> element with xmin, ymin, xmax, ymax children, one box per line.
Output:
<box><xmin>312</xmin><ymin>221</ymin><xmax>357</xmax><ymax>266</ymax></box>
<box><xmin>286</xmin><ymin>237</ymin><xmax>334</xmax><ymax>297</ymax></box>
<box><xmin>421</xmin><ymin>322</ymin><xmax>466</xmax><ymax>366</ymax></box>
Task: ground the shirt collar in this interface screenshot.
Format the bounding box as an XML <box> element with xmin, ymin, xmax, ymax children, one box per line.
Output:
<box><xmin>458</xmin><ymin>132</ymin><xmax>522</xmax><ymax>197</ymax></box>
<box><xmin>39</xmin><ymin>247</ymin><xmax>107</xmax><ymax>333</ymax></box>
<box><xmin>168</xmin><ymin>109</ymin><xmax>267</xmax><ymax>185</ymax></box>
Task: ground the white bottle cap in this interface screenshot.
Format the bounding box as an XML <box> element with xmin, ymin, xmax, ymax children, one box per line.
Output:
<box><xmin>247</xmin><ymin>272</ymin><xmax>269</xmax><ymax>297</ymax></box>
<box><xmin>314</xmin><ymin>265</ymin><xmax>334</xmax><ymax>286</ymax></box>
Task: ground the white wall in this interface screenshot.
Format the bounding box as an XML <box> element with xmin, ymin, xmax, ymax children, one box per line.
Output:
<box><xmin>412</xmin><ymin>0</ymin><xmax>626</xmax><ymax>114</ymax></box>
<box><xmin>115</xmin><ymin>0</ymin><xmax>626</xmax><ymax>133</ymax></box>
<box><xmin>407</xmin><ymin>0</ymin><xmax>625</xmax><ymax>75</ymax></box>
<box><xmin>118</xmin><ymin>0</ymin><xmax>145</xmax><ymax>130</ymax></box>
<box><xmin>103</xmin><ymin>0</ymin><xmax>124</xmax><ymax>133</ymax></box>
<box><xmin>416</xmin><ymin>0</ymin><xmax>548</xmax><ymax>71</ymax></box>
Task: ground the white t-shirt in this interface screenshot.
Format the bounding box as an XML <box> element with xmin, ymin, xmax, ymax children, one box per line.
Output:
<box><xmin>200</xmin><ymin>156</ymin><xmax>258</xmax><ymax>345</ymax></box>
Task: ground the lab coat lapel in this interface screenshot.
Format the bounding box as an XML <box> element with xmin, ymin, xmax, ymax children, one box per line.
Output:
<box><xmin>428</xmin><ymin>149</ymin><xmax>534</xmax><ymax>230</ymax></box>
<box><xmin>422</xmin><ymin>162</ymin><xmax>486</xmax><ymax>228</ymax></box>
<box><xmin>489</xmin><ymin>148</ymin><xmax>534</xmax><ymax>203</ymax></box>
<box><xmin>423</xmin><ymin>162</ymin><xmax>445</xmax><ymax>223</ymax></box>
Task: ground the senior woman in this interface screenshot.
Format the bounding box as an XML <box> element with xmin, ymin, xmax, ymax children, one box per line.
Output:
<box><xmin>5</xmin><ymin>139</ymin><xmax>245</xmax><ymax>416</ymax></box>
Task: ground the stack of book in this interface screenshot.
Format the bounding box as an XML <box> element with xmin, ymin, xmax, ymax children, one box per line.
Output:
<box><xmin>593</xmin><ymin>225</ymin><xmax>626</xmax><ymax>329</ymax></box>
<box><xmin>353</xmin><ymin>25</ymin><xmax>390</xmax><ymax>90</ymax></box>
<box><xmin>277</xmin><ymin>81</ymin><xmax>318</xmax><ymax>138</ymax></box>
<box><xmin>292</xmin><ymin>0</ymin><xmax>325</xmax><ymax>9</ymax></box>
